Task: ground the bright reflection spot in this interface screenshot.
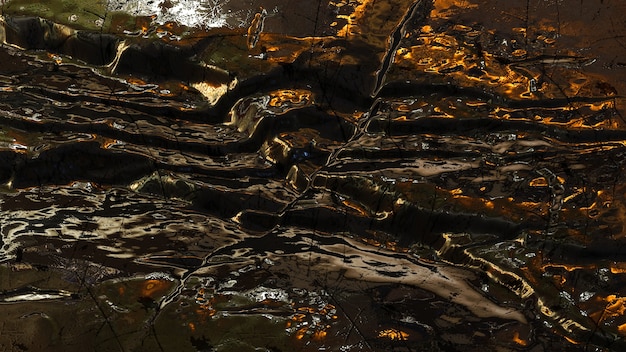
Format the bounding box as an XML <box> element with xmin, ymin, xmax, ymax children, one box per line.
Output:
<box><xmin>110</xmin><ymin>0</ymin><xmax>237</xmax><ymax>28</ymax></box>
<box><xmin>192</xmin><ymin>81</ymin><xmax>229</xmax><ymax>105</ymax></box>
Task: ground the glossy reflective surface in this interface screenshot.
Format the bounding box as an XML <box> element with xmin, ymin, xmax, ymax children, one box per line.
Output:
<box><xmin>1</xmin><ymin>0</ymin><xmax>626</xmax><ymax>351</ymax></box>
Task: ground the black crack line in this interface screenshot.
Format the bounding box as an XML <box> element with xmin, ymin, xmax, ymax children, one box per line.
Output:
<box><xmin>371</xmin><ymin>0</ymin><xmax>429</xmax><ymax>97</ymax></box>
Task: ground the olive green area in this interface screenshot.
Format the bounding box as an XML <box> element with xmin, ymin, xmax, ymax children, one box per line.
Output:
<box><xmin>1</xmin><ymin>0</ymin><xmax>282</xmax><ymax>82</ymax></box>
<box><xmin>1</xmin><ymin>0</ymin><xmax>160</xmax><ymax>37</ymax></box>
<box><xmin>197</xmin><ymin>30</ymin><xmax>277</xmax><ymax>78</ymax></box>
<box><xmin>154</xmin><ymin>310</ymin><xmax>291</xmax><ymax>352</ymax></box>
<box><xmin>2</xmin><ymin>0</ymin><xmax>112</xmax><ymax>31</ymax></box>
<box><xmin>0</xmin><ymin>265</ymin><xmax>296</xmax><ymax>351</ymax></box>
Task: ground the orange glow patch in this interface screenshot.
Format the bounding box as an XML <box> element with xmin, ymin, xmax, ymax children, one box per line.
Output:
<box><xmin>519</xmin><ymin>201</ymin><xmax>541</xmax><ymax>208</ymax></box>
<box><xmin>102</xmin><ymin>138</ymin><xmax>121</xmax><ymax>149</ymax></box>
<box><xmin>46</xmin><ymin>53</ymin><xmax>63</xmax><ymax>64</ymax></box>
<box><xmin>291</xmin><ymin>313</ymin><xmax>307</xmax><ymax>322</ymax></box>
<box><xmin>263</xmin><ymin>46</ymin><xmax>280</xmax><ymax>53</ymax></box>
<box><xmin>564</xmin><ymin>335</ymin><xmax>581</xmax><ymax>345</ymax></box>
<box><xmin>529</xmin><ymin>177</ymin><xmax>548</xmax><ymax>187</ymax></box>
<box><xmin>188</xmin><ymin>322</ymin><xmax>196</xmax><ymax>332</ymax></box>
<box><xmin>604</xmin><ymin>295</ymin><xmax>626</xmax><ymax>318</ymax></box>
<box><xmin>312</xmin><ymin>330</ymin><xmax>327</xmax><ymax>340</ymax></box>
<box><xmin>361</xmin><ymin>237</ymin><xmax>383</xmax><ymax>247</ymax></box>
<box><xmin>512</xmin><ymin>331</ymin><xmax>528</xmax><ymax>346</ymax></box>
<box><xmin>378</xmin><ymin>329</ymin><xmax>409</xmax><ymax>340</ymax></box>
<box><xmin>611</xmin><ymin>262</ymin><xmax>626</xmax><ymax>274</ymax></box>
<box><xmin>383</xmin><ymin>241</ymin><xmax>402</xmax><ymax>252</ymax></box>
<box><xmin>618</xmin><ymin>323</ymin><xmax>626</xmax><ymax>335</ymax></box>
<box><xmin>590</xmin><ymin>101</ymin><xmax>615</xmax><ymax>111</ymax></box>
<box><xmin>450</xmin><ymin>188</ymin><xmax>463</xmax><ymax>195</ymax></box>
<box><xmin>141</xmin><ymin>279</ymin><xmax>170</xmax><ymax>298</ymax></box>
<box><xmin>260</xmin><ymin>34</ymin><xmax>322</xmax><ymax>64</ymax></box>
<box><xmin>295</xmin><ymin>327</ymin><xmax>308</xmax><ymax>340</ymax></box>
<box><xmin>352</xmin><ymin>111</ymin><xmax>366</xmax><ymax>121</ymax></box>
<box><xmin>195</xmin><ymin>305</ymin><xmax>217</xmax><ymax>320</ymax></box>
<box><xmin>268</xmin><ymin>89</ymin><xmax>312</xmax><ymax>108</ymax></box>
<box><xmin>118</xmin><ymin>286</ymin><xmax>125</xmax><ymax>296</ymax></box>
<box><xmin>298</xmin><ymin>307</ymin><xmax>317</xmax><ymax>314</ymax></box>
<box><xmin>336</xmin><ymin>0</ymin><xmax>372</xmax><ymax>37</ymax></box>
<box><xmin>127</xmin><ymin>77</ymin><xmax>147</xmax><ymax>86</ymax></box>
<box><xmin>591</xmin><ymin>295</ymin><xmax>626</xmax><ymax>323</ymax></box>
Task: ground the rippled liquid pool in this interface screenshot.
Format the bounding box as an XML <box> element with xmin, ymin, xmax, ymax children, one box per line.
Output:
<box><xmin>1</xmin><ymin>0</ymin><xmax>626</xmax><ymax>351</ymax></box>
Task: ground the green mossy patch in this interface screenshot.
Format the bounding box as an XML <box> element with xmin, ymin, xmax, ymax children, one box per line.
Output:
<box><xmin>2</xmin><ymin>0</ymin><xmax>114</xmax><ymax>31</ymax></box>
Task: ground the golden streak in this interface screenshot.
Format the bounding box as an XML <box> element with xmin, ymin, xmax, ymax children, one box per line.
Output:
<box><xmin>342</xmin><ymin>199</ymin><xmax>370</xmax><ymax>216</ymax></box>
<box><xmin>542</xmin><ymin>263</ymin><xmax>590</xmax><ymax>272</ymax></box>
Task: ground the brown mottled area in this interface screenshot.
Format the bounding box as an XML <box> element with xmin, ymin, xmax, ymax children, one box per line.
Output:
<box><xmin>430</xmin><ymin>0</ymin><xmax>626</xmax><ymax>119</ymax></box>
<box><xmin>1</xmin><ymin>1</ymin><xmax>626</xmax><ymax>351</ymax></box>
